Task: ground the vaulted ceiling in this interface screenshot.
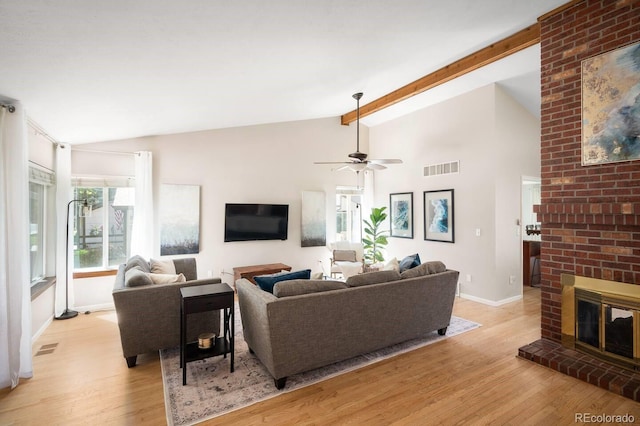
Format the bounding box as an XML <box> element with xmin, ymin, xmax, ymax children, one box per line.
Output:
<box><xmin>0</xmin><ymin>0</ymin><xmax>567</xmax><ymax>144</ymax></box>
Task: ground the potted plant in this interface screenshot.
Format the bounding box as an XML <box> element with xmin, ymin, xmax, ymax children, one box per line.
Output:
<box><xmin>363</xmin><ymin>206</ymin><xmax>389</xmax><ymax>264</ymax></box>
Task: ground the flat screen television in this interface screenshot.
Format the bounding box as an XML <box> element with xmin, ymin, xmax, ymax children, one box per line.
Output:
<box><xmin>224</xmin><ymin>203</ymin><xmax>289</xmax><ymax>242</ymax></box>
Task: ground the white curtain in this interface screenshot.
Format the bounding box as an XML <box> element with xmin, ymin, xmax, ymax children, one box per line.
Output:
<box><xmin>130</xmin><ymin>151</ymin><xmax>153</xmax><ymax>259</ymax></box>
<box><xmin>0</xmin><ymin>103</ymin><xmax>33</xmax><ymax>389</ymax></box>
<box><xmin>54</xmin><ymin>144</ymin><xmax>72</xmax><ymax>316</ymax></box>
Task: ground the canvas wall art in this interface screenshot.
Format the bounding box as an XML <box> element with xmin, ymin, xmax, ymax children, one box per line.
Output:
<box><xmin>160</xmin><ymin>184</ymin><xmax>200</xmax><ymax>255</ymax></box>
<box><xmin>424</xmin><ymin>189</ymin><xmax>454</xmax><ymax>243</ymax></box>
<box><xmin>389</xmin><ymin>192</ymin><xmax>413</xmax><ymax>238</ymax></box>
<box><xmin>582</xmin><ymin>41</ymin><xmax>640</xmax><ymax>165</ymax></box>
<box><xmin>301</xmin><ymin>191</ymin><xmax>326</xmax><ymax>247</ymax></box>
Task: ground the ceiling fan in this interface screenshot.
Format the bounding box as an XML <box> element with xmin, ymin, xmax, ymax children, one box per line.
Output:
<box><xmin>314</xmin><ymin>92</ymin><xmax>402</xmax><ymax>172</ymax></box>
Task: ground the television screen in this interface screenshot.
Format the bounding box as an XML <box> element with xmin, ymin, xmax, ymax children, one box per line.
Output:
<box><xmin>224</xmin><ymin>203</ymin><xmax>289</xmax><ymax>242</ymax></box>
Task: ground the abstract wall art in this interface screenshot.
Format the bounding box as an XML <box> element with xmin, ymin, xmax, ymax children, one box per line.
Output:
<box><xmin>301</xmin><ymin>190</ymin><xmax>326</xmax><ymax>247</ymax></box>
<box><xmin>389</xmin><ymin>192</ymin><xmax>413</xmax><ymax>238</ymax></box>
<box><xmin>582</xmin><ymin>41</ymin><xmax>640</xmax><ymax>165</ymax></box>
<box><xmin>159</xmin><ymin>184</ymin><xmax>200</xmax><ymax>255</ymax></box>
<box><xmin>424</xmin><ymin>189</ymin><xmax>454</xmax><ymax>243</ymax></box>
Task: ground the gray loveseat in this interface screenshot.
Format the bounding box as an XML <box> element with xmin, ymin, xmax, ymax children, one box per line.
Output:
<box><xmin>112</xmin><ymin>256</ymin><xmax>221</xmax><ymax>367</ymax></box>
<box><xmin>237</xmin><ymin>261</ymin><xmax>459</xmax><ymax>389</ymax></box>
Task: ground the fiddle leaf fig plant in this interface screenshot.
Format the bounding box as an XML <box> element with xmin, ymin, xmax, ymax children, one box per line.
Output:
<box><xmin>363</xmin><ymin>206</ymin><xmax>389</xmax><ymax>263</ymax></box>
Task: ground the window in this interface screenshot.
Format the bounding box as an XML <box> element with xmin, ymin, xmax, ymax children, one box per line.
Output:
<box><xmin>28</xmin><ymin>164</ymin><xmax>55</xmax><ymax>285</ymax></box>
<box><xmin>336</xmin><ymin>186</ymin><xmax>363</xmax><ymax>243</ymax></box>
<box><xmin>73</xmin><ymin>183</ymin><xmax>134</xmax><ymax>270</ymax></box>
<box><xmin>29</xmin><ymin>182</ymin><xmax>45</xmax><ymax>282</ymax></box>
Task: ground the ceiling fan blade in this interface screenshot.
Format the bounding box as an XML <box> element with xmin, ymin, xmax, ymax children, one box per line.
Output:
<box><xmin>368</xmin><ymin>158</ymin><xmax>403</xmax><ymax>164</ymax></box>
<box><xmin>366</xmin><ymin>163</ymin><xmax>387</xmax><ymax>170</ymax></box>
<box><xmin>337</xmin><ymin>163</ymin><xmax>368</xmax><ymax>172</ymax></box>
<box><xmin>314</xmin><ymin>161</ymin><xmax>352</xmax><ymax>165</ymax></box>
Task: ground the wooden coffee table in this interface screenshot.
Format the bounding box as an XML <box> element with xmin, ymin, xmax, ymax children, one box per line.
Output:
<box><xmin>233</xmin><ymin>263</ymin><xmax>291</xmax><ymax>285</ymax></box>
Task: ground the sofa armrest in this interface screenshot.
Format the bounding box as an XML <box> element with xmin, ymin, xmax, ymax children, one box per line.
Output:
<box><xmin>112</xmin><ymin>277</ymin><xmax>222</xmax><ymax>358</ymax></box>
<box><xmin>236</xmin><ymin>279</ymin><xmax>278</xmax><ymax>374</ymax></box>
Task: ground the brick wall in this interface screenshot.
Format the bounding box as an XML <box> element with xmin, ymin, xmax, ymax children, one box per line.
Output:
<box><xmin>538</xmin><ymin>0</ymin><xmax>640</xmax><ymax>342</ymax></box>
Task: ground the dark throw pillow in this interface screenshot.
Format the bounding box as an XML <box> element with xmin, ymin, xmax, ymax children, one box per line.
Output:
<box><xmin>399</xmin><ymin>253</ymin><xmax>421</xmax><ymax>273</ymax></box>
<box><xmin>254</xmin><ymin>269</ymin><xmax>312</xmax><ymax>293</ymax></box>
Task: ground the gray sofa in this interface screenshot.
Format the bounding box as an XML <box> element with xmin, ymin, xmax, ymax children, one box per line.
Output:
<box><xmin>112</xmin><ymin>256</ymin><xmax>221</xmax><ymax>367</ymax></box>
<box><xmin>237</xmin><ymin>261</ymin><xmax>459</xmax><ymax>389</ymax></box>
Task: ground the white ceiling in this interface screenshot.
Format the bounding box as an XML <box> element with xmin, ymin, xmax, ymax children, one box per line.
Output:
<box><xmin>0</xmin><ymin>0</ymin><xmax>567</xmax><ymax>144</ymax></box>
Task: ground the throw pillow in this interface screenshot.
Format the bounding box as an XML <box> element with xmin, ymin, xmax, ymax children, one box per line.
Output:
<box><xmin>254</xmin><ymin>269</ymin><xmax>311</xmax><ymax>293</ymax></box>
<box><xmin>125</xmin><ymin>255</ymin><xmax>150</xmax><ymax>273</ymax></box>
<box><xmin>399</xmin><ymin>253</ymin><xmax>421</xmax><ymax>273</ymax></box>
<box><xmin>311</xmin><ymin>271</ymin><xmax>324</xmax><ymax>280</ymax></box>
<box><xmin>273</xmin><ymin>279</ymin><xmax>347</xmax><ymax>297</ymax></box>
<box><xmin>124</xmin><ymin>266</ymin><xmax>153</xmax><ymax>287</ymax></box>
<box><xmin>383</xmin><ymin>257</ymin><xmax>400</xmax><ymax>272</ymax></box>
<box><xmin>150</xmin><ymin>258</ymin><xmax>176</xmax><ymax>274</ymax></box>
<box><xmin>345</xmin><ymin>270</ymin><xmax>402</xmax><ymax>287</ymax></box>
<box><xmin>148</xmin><ymin>273</ymin><xmax>186</xmax><ymax>284</ymax></box>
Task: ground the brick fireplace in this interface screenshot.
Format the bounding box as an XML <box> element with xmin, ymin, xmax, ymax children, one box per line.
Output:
<box><xmin>517</xmin><ymin>0</ymin><xmax>640</xmax><ymax>401</ymax></box>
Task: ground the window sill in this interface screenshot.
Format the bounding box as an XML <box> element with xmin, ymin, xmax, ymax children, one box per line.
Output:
<box><xmin>31</xmin><ymin>276</ymin><xmax>56</xmax><ymax>301</ymax></box>
<box><xmin>73</xmin><ymin>269</ymin><xmax>118</xmax><ymax>279</ymax></box>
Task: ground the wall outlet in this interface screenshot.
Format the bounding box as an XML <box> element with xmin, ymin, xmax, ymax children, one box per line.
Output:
<box><xmin>466</xmin><ymin>274</ymin><xmax>472</xmax><ymax>282</ymax></box>
<box><xmin>475</xmin><ymin>228</ymin><xmax>481</xmax><ymax>237</ymax></box>
<box><xmin>509</xmin><ymin>275</ymin><xmax>516</xmax><ymax>285</ymax></box>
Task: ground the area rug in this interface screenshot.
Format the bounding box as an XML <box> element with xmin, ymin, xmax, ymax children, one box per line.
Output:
<box><xmin>161</xmin><ymin>306</ymin><xmax>480</xmax><ymax>426</ymax></box>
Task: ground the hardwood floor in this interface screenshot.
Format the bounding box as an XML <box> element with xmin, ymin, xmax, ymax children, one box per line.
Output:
<box><xmin>2</xmin><ymin>286</ymin><xmax>640</xmax><ymax>425</ymax></box>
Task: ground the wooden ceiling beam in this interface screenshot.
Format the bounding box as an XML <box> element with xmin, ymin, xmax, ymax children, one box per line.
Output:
<box><xmin>341</xmin><ymin>23</ymin><xmax>541</xmax><ymax>125</ymax></box>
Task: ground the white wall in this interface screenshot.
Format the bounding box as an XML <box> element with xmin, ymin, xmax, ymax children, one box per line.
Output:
<box><xmin>369</xmin><ymin>84</ymin><xmax>540</xmax><ymax>304</ymax></box>
<box><xmin>71</xmin><ymin>116</ymin><xmax>366</xmax><ymax>307</ymax></box>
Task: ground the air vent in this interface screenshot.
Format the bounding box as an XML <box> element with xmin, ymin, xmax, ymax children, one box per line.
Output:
<box><xmin>423</xmin><ymin>160</ymin><xmax>460</xmax><ymax>177</ymax></box>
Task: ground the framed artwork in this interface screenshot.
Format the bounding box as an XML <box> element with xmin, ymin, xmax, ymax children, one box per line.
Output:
<box><xmin>301</xmin><ymin>190</ymin><xmax>326</xmax><ymax>247</ymax></box>
<box><xmin>582</xmin><ymin>41</ymin><xmax>640</xmax><ymax>165</ymax></box>
<box><xmin>159</xmin><ymin>184</ymin><xmax>200</xmax><ymax>255</ymax></box>
<box><xmin>389</xmin><ymin>192</ymin><xmax>413</xmax><ymax>238</ymax></box>
<box><xmin>424</xmin><ymin>189</ymin><xmax>454</xmax><ymax>243</ymax></box>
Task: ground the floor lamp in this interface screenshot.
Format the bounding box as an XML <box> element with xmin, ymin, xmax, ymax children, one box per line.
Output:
<box><xmin>55</xmin><ymin>198</ymin><xmax>89</xmax><ymax>320</ymax></box>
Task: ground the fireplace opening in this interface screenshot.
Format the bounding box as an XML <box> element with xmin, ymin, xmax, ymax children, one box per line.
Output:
<box><xmin>562</xmin><ymin>274</ymin><xmax>640</xmax><ymax>371</ymax></box>
<box><xmin>576</xmin><ymin>298</ymin><xmax>599</xmax><ymax>349</ymax></box>
<box><xmin>604</xmin><ymin>305</ymin><xmax>634</xmax><ymax>360</ymax></box>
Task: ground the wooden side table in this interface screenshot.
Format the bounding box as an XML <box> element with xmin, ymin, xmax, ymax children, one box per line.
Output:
<box><xmin>233</xmin><ymin>263</ymin><xmax>291</xmax><ymax>285</ymax></box>
<box><xmin>180</xmin><ymin>283</ymin><xmax>234</xmax><ymax>385</ymax></box>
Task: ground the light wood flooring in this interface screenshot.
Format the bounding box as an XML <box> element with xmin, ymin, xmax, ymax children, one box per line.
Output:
<box><xmin>2</xmin><ymin>286</ymin><xmax>640</xmax><ymax>425</ymax></box>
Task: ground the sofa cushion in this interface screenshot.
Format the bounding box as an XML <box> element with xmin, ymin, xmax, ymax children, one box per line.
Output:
<box><xmin>254</xmin><ymin>269</ymin><xmax>311</xmax><ymax>293</ymax></box>
<box><xmin>148</xmin><ymin>273</ymin><xmax>186</xmax><ymax>284</ymax></box>
<box><xmin>150</xmin><ymin>258</ymin><xmax>176</xmax><ymax>274</ymax></box>
<box><xmin>124</xmin><ymin>266</ymin><xmax>153</xmax><ymax>287</ymax></box>
<box><xmin>400</xmin><ymin>261</ymin><xmax>447</xmax><ymax>279</ymax></box>
<box><xmin>345</xmin><ymin>270</ymin><xmax>402</xmax><ymax>287</ymax></box>
<box><xmin>399</xmin><ymin>253</ymin><xmax>421</xmax><ymax>273</ymax></box>
<box><xmin>273</xmin><ymin>279</ymin><xmax>347</xmax><ymax>298</ymax></box>
<box><xmin>125</xmin><ymin>255</ymin><xmax>150</xmax><ymax>273</ymax></box>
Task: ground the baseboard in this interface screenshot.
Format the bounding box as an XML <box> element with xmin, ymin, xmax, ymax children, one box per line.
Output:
<box><xmin>73</xmin><ymin>302</ymin><xmax>115</xmax><ymax>313</ymax></box>
<box><xmin>32</xmin><ymin>316</ymin><xmax>53</xmax><ymax>344</ymax></box>
<box><xmin>459</xmin><ymin>292</ymin><xmax>522</xmax><ymax>307</ymax></box>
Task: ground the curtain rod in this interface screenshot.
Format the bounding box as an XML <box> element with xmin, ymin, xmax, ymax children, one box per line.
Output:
<box><xmin>70</xmin><ymin>147</ymin><xmax>138</xmax><ymax>156</ymax></box>
<box><xmin>28</xmin><ymin>118</ymin><xmax>59</xmax><ymax>145</ymax></box>
<box><xmin>1</xmin><ymin>104</ymin><xmax>16</xmax><ymax>113</ymax></box>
